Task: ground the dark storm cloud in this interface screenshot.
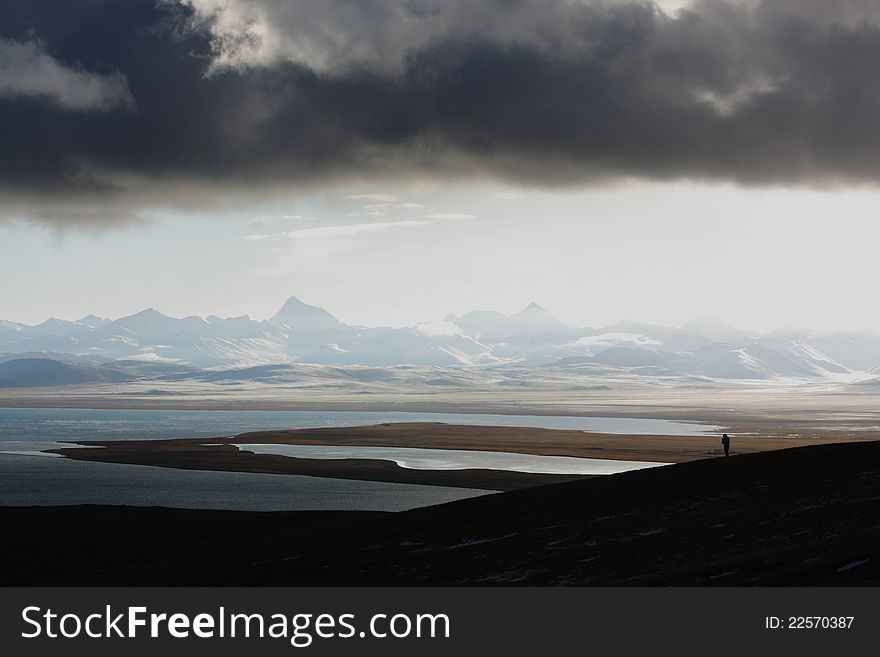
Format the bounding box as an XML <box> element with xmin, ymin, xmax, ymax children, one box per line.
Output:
<box><xmin>4</xmin><ymin>0</ymin><xmax>880</xmax><ymax>225</ymax></box>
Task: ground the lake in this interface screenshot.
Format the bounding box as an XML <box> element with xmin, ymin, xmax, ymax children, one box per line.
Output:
<box><xmin>0</xmin><ymin>408</ymin><xmax>718</xmax><ymax>454</ymax></box>
<box><xmin>0</xmin><ymin>407</ymin><xmax>712</xmax><ymax>511</ymax></box>
<box><xmin>236</xmin><ymin>443</ymin><xmax>670</xmax><ymax>475</ymax></box>
<box><xmin>0</xmin><ymin>454</ymin><xmax>489</xmax><ymax>511</ymax></box>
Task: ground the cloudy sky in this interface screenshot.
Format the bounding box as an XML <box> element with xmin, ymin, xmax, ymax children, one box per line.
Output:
<box><xmin>2</xmin><ymin>0</ymin><xmax>880</xmax><ymax>331</ymax></box>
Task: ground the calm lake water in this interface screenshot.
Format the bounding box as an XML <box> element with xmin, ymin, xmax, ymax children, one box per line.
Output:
<box><xmin>0</xmin><ymin>454</ymin><xmax>488</xmax><ymax>511</ymax></box>
<box><xmin>237</xmin><ymin>444</ymin><xmax>670</xmax><ymax>475</ymax></box>
<box><xmin>0</xmin><ymin>408</ymin><xmax>717</xmax><ymax>453</ymax></box>
<box><xmin>0</xmin><ymin>407</ymin><xmax>712</xmax><ymax>510</ymax></box>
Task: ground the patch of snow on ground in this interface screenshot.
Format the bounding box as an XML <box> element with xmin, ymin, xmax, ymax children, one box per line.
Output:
<box><xmin>836</xmin><ymin>559</ymin><xmax>869</xmax><ymax>573</ymax></box>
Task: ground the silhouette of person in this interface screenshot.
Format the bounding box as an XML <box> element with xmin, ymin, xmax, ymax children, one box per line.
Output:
<box><xmin>721</xmin><ymin>433</ymin><xmax>731</xmax><ymax>457</ymax></box>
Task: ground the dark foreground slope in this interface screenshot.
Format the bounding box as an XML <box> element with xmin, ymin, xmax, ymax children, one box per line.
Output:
<box><xmin>2</xmin><ymin>440</ymin><xmax>879</xmax><ymax>585</ymax></box>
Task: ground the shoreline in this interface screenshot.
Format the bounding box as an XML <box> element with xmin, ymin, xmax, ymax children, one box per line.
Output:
<box><xmin>0</xmin><ymin>397</ymin><xmax>739</xmax><ymax>424</ymax></box>
<box><xmin>5</xmin><ymin>386</ymin><xmax>880</xmax><ymax>439</ymax></box>
<box><xmin>50</xmin><ymin>421</ymin><xmax>865</xmax><ymax>491</ymax></box>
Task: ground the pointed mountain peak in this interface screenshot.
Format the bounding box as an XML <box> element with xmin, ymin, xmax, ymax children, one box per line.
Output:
<box><xmin>76</xmin><ymin>314</ymin><xmax>107</xmax><ymax>328</ymax></box>
<box><xmin>277</xmin><ymin>296</ymin><xmax>309</xmax><ymax>310</ymax></box>
<box><xmin>28</xmin><ymin>317</ymin><xmax>83</xmax><ymax>335</ymax></box>
<box><xmin>271</xmin><ymin>296</ymin><xmax>341</xmax><ymax>331</ymax></box>
<box><xmin>513</xmin><ymin>302</ymin><xmax>563</xmax><ymax>324</ymax></box>
<box><xmin>106</xmin><ymin>308</ymin><xmax>179</xmax><ymax>337</ymax></box>
<box><xmin>123</xmin><ymin>308</ymin><xmax>170</xmax><ymax>321</ymax></box>
<box><xmin>110</xmin><ymin>308</ymin><xmax>174</xmax><ymax>328</ymax></box>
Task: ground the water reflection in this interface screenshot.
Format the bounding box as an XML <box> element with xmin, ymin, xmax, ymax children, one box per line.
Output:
<box><xmin>236</xmin><ymin>444</ymin><xmax>670</xmax><ymax>475</ymax></box>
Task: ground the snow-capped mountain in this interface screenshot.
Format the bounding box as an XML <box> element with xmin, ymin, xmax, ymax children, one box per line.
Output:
<box><xmin>271</xmin><ymin>296</ymin><xmax>341</xmax><ymax>331</ymax></box>
<box><xmin>2</xmin><ymin>296</ymin><xmax>880</xmax><ymax>384</ymax></box>
<box><xmin>447</xmin><ymin>302</ymin><xmax>571</xmax><ymax>340</ymax></box>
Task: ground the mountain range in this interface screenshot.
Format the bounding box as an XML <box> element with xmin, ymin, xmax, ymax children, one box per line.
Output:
<box><xmin>2</xmin><ymin>296</ymin><xmax>880</xmax><ymax>387</ymax></box>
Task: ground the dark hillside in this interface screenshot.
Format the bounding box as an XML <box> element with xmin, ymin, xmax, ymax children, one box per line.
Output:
<box><xmin>2</xmin><ymin>441</ymin><xmax>879</xmax><ymax>585</ymax></box>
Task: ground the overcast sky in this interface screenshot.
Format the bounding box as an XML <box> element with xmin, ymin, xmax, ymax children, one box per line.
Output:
<box><xmin>2</xmin><ymin>0</ymin><xmax>880</xmax><ymax>331</ymax></box>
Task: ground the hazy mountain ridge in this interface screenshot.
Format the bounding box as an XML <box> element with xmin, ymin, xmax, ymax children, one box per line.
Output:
<box><xmin>2</xmin><ymin>296</ymin><xmax>880</xmax><ymax>386</ymax></box>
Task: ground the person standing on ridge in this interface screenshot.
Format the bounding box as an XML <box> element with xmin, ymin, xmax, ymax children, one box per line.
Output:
<box><xmin>721</xmin><ymin>433</ymin><xmax>731</xmax><ymax>457</ymax></box>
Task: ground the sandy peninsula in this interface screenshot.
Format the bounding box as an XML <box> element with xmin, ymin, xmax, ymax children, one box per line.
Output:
<box><xmin>50</xmin><ymin>421</ymin><xmax>864</xmax><ymax>491</ymax></box>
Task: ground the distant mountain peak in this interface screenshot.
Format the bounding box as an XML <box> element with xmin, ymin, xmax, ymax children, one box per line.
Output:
<box><xmin>76</xmin><ymin>314</ymin><xmax>107</xmax><ymax>328</ymax></box>
<box><xmin>679</xmin><ymin>316</ymin><xmax>752</xmax><ymax>343</ymax></box>
<box><xmin>106</xmin><ymin>308</ymin><xmax>181</xmax><ymax>338</ymax></box>
<box><xmin>449</xmin><ymin>302</ymin><xmax>568</xmax><ymax>339</ymax></box>
<box><xmin>5</xmin><ymin>295</ymin><xmax>880</xmax><ymax>376</ymax></box>
<box><xmin>124</xmin><ymin>308</ymin><xmax>169</xmax><ymax>320</ymax></box>
<box><xmin>514</xmin><ymin>302</ymin><xmax>566</xmax><ymax>326</ymax></box>
<box><xmin>271</xmin><ymin>296</ymin><xmax>340</xmax><ymax>331</ymax></box>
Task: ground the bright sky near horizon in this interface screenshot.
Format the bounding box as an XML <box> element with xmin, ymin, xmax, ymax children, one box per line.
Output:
<box><xmin>2</xmin><ymin>181</ymin><xmax>878</xmax><ymax>333</ymax></box>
